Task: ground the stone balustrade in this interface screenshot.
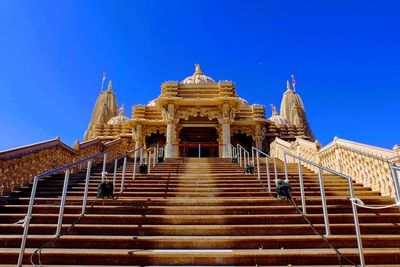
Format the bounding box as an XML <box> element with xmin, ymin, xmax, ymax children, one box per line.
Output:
<box><xmin>270</xmin><ymin>137</ymin><xmax>400</xmax><ymax>197</ymax></box>
<box><xmin>0</xmin><ymin>137</ymin><xmax>131</xmax><ymax>196</ymax></box>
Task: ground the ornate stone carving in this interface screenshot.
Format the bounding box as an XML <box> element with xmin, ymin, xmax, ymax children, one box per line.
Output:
<box><xmin>270</xmin><ymin>137</ymin><xmax>400</xmax><ymax>198</ymax></box>
<box><xmin>231</xmin><ymin>125</ymin><xmax>255</xmax><ymax>137</ymax></box>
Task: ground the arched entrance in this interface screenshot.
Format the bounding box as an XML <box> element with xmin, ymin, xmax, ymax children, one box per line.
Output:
<box><xmin>145</xmin><ymin>131</ymin><xmax>166</xmax><ymax>147</ymax></box>
<box><xmin>179</xmin><ymin>126</ymin><xmax>219</xmax><ymax>157</ymax></box>
<box><xmin>231</xmin><ymin>132</ymin><xmax>254</xmax><ymax>152</ymax></box>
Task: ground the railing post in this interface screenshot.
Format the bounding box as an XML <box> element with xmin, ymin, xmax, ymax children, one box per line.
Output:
<box><xmin>148</xmin><ymin>150</ymin><xmax>151</xmax><ymax>174</ymax></box>
<box><xmin>273</xmin><ymin>158</ymin><xmax>278</xmax><ymax>186</ymax></box>
<box><xmin>140</xmin><ymin>148</ymin><xmax>143</xmax><ymax>165</ymax></box>
<box><xmin>390</xmin><ymin>167</ymin><xmax>400</xmax><ymax>204</ymax></box>
<box><xmin>102</xmin><ymin>153</ymin><xmax>107</xmax><ymax>177</ymax></box>
<box><xmin>238</xmin><ymin>145</ymin><xmax>242</xmax><ymax>167</ymax></box>
<box><xmin>133</xmin><ymin>149</ymin><xmax>138</xmax><ymax>181</ymax></box>
<box><xmin>198</xmin><ymin>143</ymin><xmax>201</xmax><ymax>158</ymax></box>
<box><xmin>284</xmin><ymin>153</ymin><xmax>289</xmax><ymax>182</ymax></box>
<box><xmin>113</xmin><ymin>158</ymin><xmax>118</xmax><ymax>189</ymax></box>
<box><xmin>297</xmin><ymin>159</ymin><xmax>307</xmax><ymax>214</ymax></box>
<box><xmin>348</xmin><ymin>178</ymin><xmax>365</xmax><ymax>267</ymax></box>
<box><xmin>55</xmin><ymin>169</ymin><xmax>70</xmax><ymax>237</ymax></box>
<box><xmin>252</xmin><ymin>148</ymin><xmax>254</xmax><ymax>165</ymax></box>
<box><xmin>153</xmin><ymin>146</ymin><xmax>156</xmax><ymax>167</ymax></box>
<box><xmin>256</xmin><ymin>151</ymin><xmax>260</xmax><ymax>181</ymax></box>
<box><xmin>81</xmin><ymin>160</ymin><xmax>92</xmax><ymax>214</ymax></box>
<box><xmin>317</xmin><ymin>168</ymin><xmax>330</xmax><ymax>236</ymax></box>
<box><xmin>17</xmin><ymin>176</ymin><xmax>40</xmax><ymax>267</ymax></box>
<box><xmin>266</xmin><ymin>157</ymin><xmax>271</xmax><ymax>192</ymax></box>
<box><xmin>120</xmin><ymin>156</ymin><xmax>127</xmax><ymax>192</ymax></box>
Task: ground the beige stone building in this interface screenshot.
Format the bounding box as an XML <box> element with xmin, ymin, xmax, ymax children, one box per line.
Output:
<box><xmin>84</xmin><ymin>64</ymin><xmax>313</xmax><ymax>157</ymax></box>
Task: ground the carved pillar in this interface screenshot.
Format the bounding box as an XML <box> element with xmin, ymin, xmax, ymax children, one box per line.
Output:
<box><xmin>220</xmin><ymin>103</ymin><xmax>234</xmax><ymax>158</ymax></box>
<box><xmin>255</xmin><ymin>124</ymin><xmax>263</xmax><ymax>150</ymax></box>
<box><xmin>222</xmin><ymin>123</ymin><xmax>231</xmax><ymax>158</ymax></box>
<box><xmin>164</xmin><ymin>103</ymin><xmax>176</xmax><ymax>158</ymax></box>
<box><xmin>133</xmin><ymin>124</ymin><xmax>143</xmax><ymax>150</ymax></box>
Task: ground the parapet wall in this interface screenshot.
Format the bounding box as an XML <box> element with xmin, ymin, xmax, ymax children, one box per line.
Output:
<box><xmin>270</xmin><ymin>137</ymin><xmax>400</xmax><ymax>197</ymax></box>
<box><xmin>0</xmin><ymin>137</ymin><xmax>131</xmax><ymax>196</ymax></box>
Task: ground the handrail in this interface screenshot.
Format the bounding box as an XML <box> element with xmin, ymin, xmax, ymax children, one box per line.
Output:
<box><xmin>283</xmin><ymin>151</ymin><xmax>365</xmax><ymax>267</ymax></box>
<box><xmin>229</xmin><ymin>144</ymin><xmax>237</xmax><ymax>160</ymax></box>
<box><xmin>237</xmin><ymin>144</ymin><xmax>250</xmax><ymax>167</ymax></box>
<box><xmin>252</xmin><ymin>147</ymin><xmax>278</xmax><ymax>192</ymax></box>
<box><xmin>389</xmin><ymin>164</ymin><xmax>400</xmax><ymax>205</ymax></box>
<box><xmin>17</xmin><ymin>150</ymin><xmax>108</xmax><ymax>267</ymax></box>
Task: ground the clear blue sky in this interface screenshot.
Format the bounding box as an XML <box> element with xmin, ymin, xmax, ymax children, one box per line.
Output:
<box><xmin>0</xmin><ymin>0</ymin><xmax>399</xmax><ymax>150</ymax></box>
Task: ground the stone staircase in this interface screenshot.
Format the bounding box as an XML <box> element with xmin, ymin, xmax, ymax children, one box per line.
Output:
<box><xmin>0</xmin><ymin>157</ymin><xmax>399</xmax><ymax>266</ymax></box>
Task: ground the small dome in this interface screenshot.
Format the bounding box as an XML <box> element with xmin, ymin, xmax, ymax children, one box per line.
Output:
<box><xmin>239</xmin><ymin>98</ymin><xmax>250</xmax><ymax>108</ymax></box>
<box><xmin>181</xmin><ymin>64</ymin><xmax>216</xmax><ymax>84</ymax></box>
<box><xmin>108</xmin><ymin>105</ymin><xmax>130</xmax><ymax>125</ymax></box>
<box><xmin>268</xmin><ymin>104</ymin><xmax>289</xmax><ymax>126</ymax></box>
<box><xmin>147</xmin><ymin>98</ymin><xmax>157</xmax><ymax>107</ymax></box>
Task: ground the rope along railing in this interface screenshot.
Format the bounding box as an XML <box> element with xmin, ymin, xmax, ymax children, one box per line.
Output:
<box><xmin>252</xmin><ymin>147</ymin><xmax>278</xmax><ymax>192</ymax></box>
<box><xmin>283</xmin><ymin>152</ymin><xmax>369</xmax><ymax>266</ymax></box>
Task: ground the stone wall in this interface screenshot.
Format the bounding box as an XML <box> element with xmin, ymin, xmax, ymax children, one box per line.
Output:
<box><xmin>0</xmin><ymin>137</ymin><xmax>131</xmax><ymax>196</ymax></box>
<box><xmin>270</xmin><ymin>137</ymin><xmax>400</xmax><ymax>197</ymax></box>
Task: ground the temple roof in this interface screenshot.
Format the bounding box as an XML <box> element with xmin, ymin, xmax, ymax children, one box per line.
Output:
<box><xmin>181</xmin><ymin>64</ymin><xmax>216</xmax><ymax>85</ymax></box>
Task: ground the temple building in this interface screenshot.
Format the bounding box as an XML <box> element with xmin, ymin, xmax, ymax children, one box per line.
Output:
<box><xmin>84</xmin><ymin>64</ymin><xmax>313</xmax><ymax>157</ymax></box>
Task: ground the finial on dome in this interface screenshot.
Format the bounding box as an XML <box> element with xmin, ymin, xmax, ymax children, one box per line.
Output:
<box><xmin>194</xmin><ymin>64</ymin><xmax>203</xmax><ymax>75</ymax></box>
<box><xmin>270</xmin><ymin>104</ymin><xmax>278</xmax><ymax>115</ymax></box>
<box><xmin>107</xmin><ymin>80</ymin><xmax>112</xmax><ymax>91</ymax></box>
<box><xmin>118</xmin><ymin>104</ymin><xmax>125</xmax><ymax>115</ymax></box>
<box><xmin>286</xmin><ymin>80</ymin><xmax>292</xmax><ymax>91</ymax></box>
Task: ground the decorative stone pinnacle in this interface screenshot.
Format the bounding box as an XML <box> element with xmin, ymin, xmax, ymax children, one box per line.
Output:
<box><xmin>107</xmin><ymin>80</ymin><xmax>112</xmax><ymax>91</ymax></box>
<box><xmin>393</xmin><ymin>144</ymin><xmax>400</xmax><ymax>152</ymax></box>
<box><xmin>194</xmin><ymin>64</ymin><xmax>203</xmax><ymax>75</ymax></box>
<box><xmin>286</xmin><ymin>80</ymin><xmax>291</xmax><ymax>91</ymax></box>
<box><xmin>270</xmin><ymin>104</ymin><xmax>278</xmax><ymax>115</ymax></box>
<box><xmin>119</xmin><ymin>104</ymin><xmax>125</xmax><ymax>115</ymax></box>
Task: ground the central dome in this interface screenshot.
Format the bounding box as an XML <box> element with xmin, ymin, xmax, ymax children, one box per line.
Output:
<box><xmin>181</xmin><ymin>64</ymin><xmax>216</xmax><ymax>84</ymax></box>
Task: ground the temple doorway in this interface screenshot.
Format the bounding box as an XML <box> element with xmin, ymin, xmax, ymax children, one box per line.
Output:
<box><xmin>145</xmin><ymin>131</ymin><xmax>166</xmax><ymax>148</ymax></box>
<box><xmin>179</xmin><ymin>127</ymin><xmax>218</xmax><ymax>157</ymax></box>
<box><xmin>231</xmin><ymin>132</ymin><xmax>254</xmax><ymax>152</ymax></box>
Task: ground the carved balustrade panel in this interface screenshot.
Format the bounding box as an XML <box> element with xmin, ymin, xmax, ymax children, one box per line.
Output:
<box><xmin>270</xmin><ymin>137</ymin><xmax>400</xmax><ymax>198</ymax></box>
<box><xmin>0</xmin><ymin>137</ymin><xmax>131</xmax><ymax>196</ymax></box>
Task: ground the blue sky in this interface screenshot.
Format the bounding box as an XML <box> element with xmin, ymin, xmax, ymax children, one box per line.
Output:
<box><xmin>0</xmin><ymin>0</ymin><xmax>399</xmax><ymax>150</ymax></box>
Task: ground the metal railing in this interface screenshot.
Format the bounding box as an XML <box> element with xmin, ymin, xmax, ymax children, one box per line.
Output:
<box><xmin>389</xmin><ymin>164</ymin><xmax>400</xmax><ymax>205</ymax></box>
<box><xmin>252</xmin><ymin>147</ymin><xmax>278</xmax><ymax>192</ymax></box>
<box><xmin>283</xmin><ymin>151</ymin><xmax>365</xmax><ymax>267</ymax></box>
<box><xmin>237</xmin><ymin>144</ymin><xmax>250</xmax><ymax>167</ymax></box>
<box><xmin>229</xmin><ymin>144</ymin><xmax>237</xmax><ymax>160</ymax></box>
<box><xmin>17</xmin><ymin>144</ymin><xmax>165</xmax><ymax>267</ymax></box>
<box><xmin>17</xmin><ymin>151</ymin><xmax>108</xmax><ymax>267</ymax></box>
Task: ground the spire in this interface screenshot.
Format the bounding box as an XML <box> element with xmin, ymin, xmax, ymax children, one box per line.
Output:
<box><xmin>194</xmin><ymin>64</ymin><xmax>203</xmax><ymax>75</ymax></box>
<box><xmin>107</xmin><ymin>80</ymin><xmax>112</xmax><ymax>91</ymax></box>
<box><xmin>270</xmin><ymin>104</ymin><xmax>278</xmax><ymax>115</ymax></box>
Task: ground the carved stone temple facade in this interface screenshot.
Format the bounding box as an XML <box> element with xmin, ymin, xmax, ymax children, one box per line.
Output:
<box><xmin>84</xmin><ymin>64</ymin><xmax>313</xmax><ymax>158</ymax></box>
